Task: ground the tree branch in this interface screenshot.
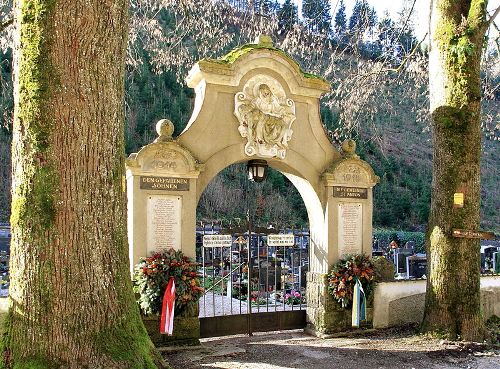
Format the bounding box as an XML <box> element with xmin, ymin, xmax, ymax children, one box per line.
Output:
<box><xmin>0</xmin><ymin>18</ymin><xmax>13</xmax><ymax>33</ymax></box>
<box><xmin>487</xmin><ymin>6</ymin><xmax>500</xmax><ymax>27</ymax></box>
<box><xmin>358</xmin><ymin>32</ymin><xmax>428</xmax><ymax>78</ymax></box>
<box><xmin>491</xmin><ymin>20</ymin><xmax>500</xmax><ymax>55</ymax></box>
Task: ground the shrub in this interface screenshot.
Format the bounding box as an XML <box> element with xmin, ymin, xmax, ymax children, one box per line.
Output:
<box><xmin>372</xmin><ymin>256</ymin><xmax>395</xmax><ymax>282</ymax></box>
<box><xmin>327</xmin><ymin>254</ymin><xmax>375</xmax><ymax>308</ymax></box>
<box><xmin>373</xmin><ymin>229</ymin><xmax>426</xmax><ymax>254</ymax></box>
<box><xmin>133</xmin><ymin>249</ymin><xmax>204</xmax><ymax>316</ymax></box>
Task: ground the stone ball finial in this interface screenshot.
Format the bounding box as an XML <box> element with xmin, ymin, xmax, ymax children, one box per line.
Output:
<box><xmin>254</xmin><ymin>35</ymin><xmax>273</xmax><ymax>47</ymax></box>
<box><xmin>155</xmin><ymin>119</ymin><xmax>174</xmax><ymax>141</ymax></box>
<box><xmin>341</xmin><ymin>139</ymin><xmax>358</xmax><ymax>158</ymax></box>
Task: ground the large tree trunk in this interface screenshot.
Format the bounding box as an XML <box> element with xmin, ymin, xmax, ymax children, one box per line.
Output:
<box><xmin>423</xmin><ymin>0</ymin><xmax>491</xmax><ymax>341</ymax></box>
<box><xmin>5</xmin><ymin>0</ymin><xmax>161</xmax><ymax>367</ymax></box>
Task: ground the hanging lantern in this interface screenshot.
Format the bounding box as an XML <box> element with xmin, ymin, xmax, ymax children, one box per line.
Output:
<box><xmin>247</xmin><ymin>159</ymin><xmax>268</xmax><ymax>183</ymax></box>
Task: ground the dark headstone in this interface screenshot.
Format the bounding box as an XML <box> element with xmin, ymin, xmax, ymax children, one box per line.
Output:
<box><xmin>396</xmin><ymin>248</ymin><xmax>413</xmax><ymax>255</ymax></box>
<box><xmin>396</xmin><ymin>253</ymin><xmax>407</xmax><ymax>274</ymax></box>
<box><xmin>495</xmin><ymin>252</ymin><xmax>500</xmax><ymax>274</ymax></box>
<box><xmin>0</xmin><ymin>238</ymin><xmax>9</xmax><ymax>253</ymax></box>
<box><xmin>301</xmin><ymin>265</ymin><xmax>307</xmax><ymax>288</ymax></box>
<box><xmin>407</xmin><ymin>255</ymin><xmax>427</xmax><ymax>279</ymax></box>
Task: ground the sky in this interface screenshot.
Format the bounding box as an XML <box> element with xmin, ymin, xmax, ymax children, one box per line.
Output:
<box><xmin>291</xmin><ymin>0</ymin><xmax>500</xmax><ymax>41</ymax></box>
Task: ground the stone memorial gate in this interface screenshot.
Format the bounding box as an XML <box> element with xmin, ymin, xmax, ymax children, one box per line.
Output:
<box><xmin>126</xmin><ymin>35</ymin><xmax>379</xmax><ymax>335</ymax></box>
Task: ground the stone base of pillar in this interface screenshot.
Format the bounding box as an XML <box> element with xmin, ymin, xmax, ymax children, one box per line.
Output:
<box><xmin>142</xmin><ymin>304</ymin><xmax>200</xmax><ymax>347</ymax></box>
<box><xmin>305</xmin><ymin>271</ymin><xmax>352</xmax><ymax>335</ymax></box>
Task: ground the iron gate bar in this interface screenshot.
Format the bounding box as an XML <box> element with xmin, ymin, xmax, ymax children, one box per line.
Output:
<box><xmin>246</xmin><ymin>231</ymin><xmax>251</xmax><ymax>335</ymax></box>
<box><xmin>299</xmin><ymin>235</ymin><xmax>302</xmax><ymax>310</ymax></box>
<box><xmin>257</xmin><ymin>233</ymin><xmax>260</xmax><ymax>313</ymax></box>
<box><xmin>274</xmin><ymin>243</ymin><xmax>277</xmax><ymax>313</ymax></box>
<box><xmin>229</xmin><ymin>243</ymin><xmax>233</xmax><ymax>315</ymax></box>
<box><xmin>221</xmin><ymin>245</ymin><xmax>224</xmax><ymax>316</ymax></box>
<box><xmin>266</xmin><ymin>235</ymin><xmax>269</xmax><ymax>312</ymax></box>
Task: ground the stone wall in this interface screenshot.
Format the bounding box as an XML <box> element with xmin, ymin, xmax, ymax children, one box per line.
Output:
<box><xmin>373</xmin><ymin>276</ymin><xmax>500</xmax><ymax>328</ymax></box>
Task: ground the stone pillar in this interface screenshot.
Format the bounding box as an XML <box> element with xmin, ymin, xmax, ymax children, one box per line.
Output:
<box><xmin>306</xmin><ymin>272</ymin><xmax>351</xmax><ymax>336</ymax></box>
<box><xmin>125</xmin><ymin>119</ymin><xmax>204</xmax><ymax>273</ymax></box>
<box><xmin>306</xmin><ymin>140</ymin><xmax>379</xmax><ymax>335</ymax></box>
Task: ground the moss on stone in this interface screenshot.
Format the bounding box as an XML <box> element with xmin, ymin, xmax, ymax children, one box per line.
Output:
<box><xmin>142</xmin><ymin>316</ymin><xmax>200</xmax><ymax>347</ymax></box>
<box><xmin>210</xmin><ymin>43</ymin><xmax>326</xmax><ymax>82</ymax></box>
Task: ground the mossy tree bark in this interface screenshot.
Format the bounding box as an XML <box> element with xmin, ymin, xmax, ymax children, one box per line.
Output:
<box><xmin>423</xmin><ymin>0</ymin><xmax>496</xmax><ymax>341</ymax></box>
<box><xmin>4</xmin><ymin>0</ymin><xmax>162</xmax><ymax>367</ymax></box>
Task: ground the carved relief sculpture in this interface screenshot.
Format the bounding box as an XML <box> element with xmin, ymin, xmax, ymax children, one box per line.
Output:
<box><xmin>234</xmin><ymin>75</ymin><xmax>296</xmax><ymax>159</ymax></box>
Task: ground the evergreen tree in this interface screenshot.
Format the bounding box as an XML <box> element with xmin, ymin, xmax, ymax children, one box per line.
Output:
<box><xmin>277</xmin><ymin>0</ymin><xmax>298</xmax><ymax>34</ymax></box>
<box><xmin>394</xmin><ymin>1</ymin><xmax>418</xmax><ymax>57</ymax></box>
<box><xmin>376</xmin><ymin>11</ymin><xmax>397</xmax><ymax>59</ymax></box>
<box><xmin>348</xmin><ymin>0</ymin><xmax>362</xmax><ymax>31</ymax></box>
<box><xmin>334</xmin><ymin>0</ymin><xmax>347</xmax><ymax>36</ymax></box>
<box><xmin>254</xmin><ymin>0</ymin><xmax>275</xmax><ymax>15</ymax></box>
<box><xmin>302</xmin><ymin>0</ymin><xmax>331</xmax><ymax>35</ymax></box>
<box><xmin>349</xmin><ymin>0</ymin><xmax>376</xmax><ymax>36</ymax></box>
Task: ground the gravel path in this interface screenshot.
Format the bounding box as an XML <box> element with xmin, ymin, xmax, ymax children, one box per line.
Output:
<box><xmin>163</xmin><ymin>328</ymin><xmax>500</xmax><ymax>369</ymax></box>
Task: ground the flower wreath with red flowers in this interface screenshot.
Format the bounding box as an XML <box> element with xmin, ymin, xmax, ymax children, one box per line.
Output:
<box><xmin>327</xmin><ymin>254</ymin><xmax>375</xmax><ymax>308</ymax></box>
<box><xmin>133</xmin><ymin>248</ymin><xmax>203</xmax><ymax>315</ymax></box>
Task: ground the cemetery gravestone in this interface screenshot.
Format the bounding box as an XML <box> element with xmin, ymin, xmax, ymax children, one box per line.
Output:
<box><xmin>394</xmin><ymin>248</ymin><xmax>413</xmax><ymax>275</ymax></box>
<box><xmin>405</xmin><ymin>241</ymin><xmax>416</xmax><ymax>250</ymax></box>
<box><xmin>407</xmin><ymin>255</ymin><xmax>427</xmax><ymax>279</ymax></box>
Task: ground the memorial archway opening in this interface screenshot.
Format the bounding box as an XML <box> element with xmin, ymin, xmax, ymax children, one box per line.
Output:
<box><xmin>196</xmin><ymin>163</ymin><xmax>316</xmax><ymax>336</ymax></box>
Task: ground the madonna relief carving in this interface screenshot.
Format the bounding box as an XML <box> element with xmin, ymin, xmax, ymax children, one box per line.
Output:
<box><xmin>234</xmin><ymin>75</ymin><xmax>296</xmax><ymax>159</ymax></box>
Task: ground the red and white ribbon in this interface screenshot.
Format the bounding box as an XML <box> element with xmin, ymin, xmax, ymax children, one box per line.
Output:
<box><xmin>160</xmin><ymin>277</ymin><xmax>176</xmax><ymax>335</ymax></box>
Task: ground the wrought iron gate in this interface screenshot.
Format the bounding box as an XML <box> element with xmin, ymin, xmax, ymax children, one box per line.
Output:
<box><xmin>196</xmin><ymin>222</ymin><xmax>309</xmax><ymax>337</ymax></box>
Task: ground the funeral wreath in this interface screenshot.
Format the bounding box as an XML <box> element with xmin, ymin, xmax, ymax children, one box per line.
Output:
<box><xmin>133</xmin><ymin>248</ymin><xmax>203</xmax><ymax>315</ymax></box>
<box><xmin>327</xmin><ymin>254</ymin><xmax>375</xmax><ymax>308</ymax></box>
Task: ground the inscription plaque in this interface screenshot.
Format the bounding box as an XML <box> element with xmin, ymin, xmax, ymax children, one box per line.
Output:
<box><xmin>147</xmin><ymin>195</ymin><xmax>182</xmax><ymax>255</ymax></box>
<box><xmin>140</xmin><ymin>176</ymin><xmax>189</xmax><ymax>191</ymax></box>
<box><xmin>203</xmin><ymin>235</ymin><xmax>232</xmax><ymax>247</ymax></box>
<box><xmin>333</xmin><ymin>186</ymin><xmax>368</xmax><ymax>199</ymax></box>
<box><xmin>267</xmin><ymin>234</ymin><xmax>295</xmax><ymax>246</ymax></box>
<box><xmin>338</xmin><ymin>203</ymin><xmax>363</xmax><ymax>258</ymax></box>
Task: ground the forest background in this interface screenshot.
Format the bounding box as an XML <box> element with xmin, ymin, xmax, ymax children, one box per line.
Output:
<box><xmin>0</xmin><ymin>0</ymin><xmax>498</xmax><ymax>241</ymax></box>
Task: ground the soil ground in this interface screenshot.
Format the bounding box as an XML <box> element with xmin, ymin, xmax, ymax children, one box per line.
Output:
<box><xmin>162</xmin><ymin>327</ymin><xmax>500</xmax><ymax>369</ymax></box>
